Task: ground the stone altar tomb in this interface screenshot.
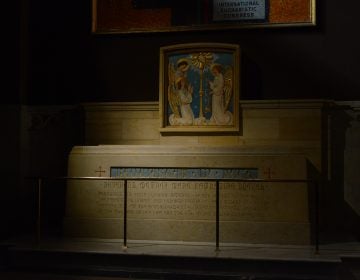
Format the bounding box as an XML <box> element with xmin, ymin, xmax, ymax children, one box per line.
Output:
<box><xmin>64</xmin><ymin>145</ymin><xmax>312</xmax><ymax>245</ymax></box>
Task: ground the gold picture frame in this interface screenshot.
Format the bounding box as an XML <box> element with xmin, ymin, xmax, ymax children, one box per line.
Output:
<box><xmin>92</xmin><ymin>0</ymin><xmax>316</xmax><ymax>34</ymax></box>
<box><xmin>159</xmin><ymin>43</ymin><xmax>240</xmax><ymax>133</ymax></box>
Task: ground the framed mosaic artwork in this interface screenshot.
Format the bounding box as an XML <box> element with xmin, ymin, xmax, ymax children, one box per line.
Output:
<box><xmin>159</xmin><ymin>43</ymin><xmax>240</xmax><ymax>133</ymax></box>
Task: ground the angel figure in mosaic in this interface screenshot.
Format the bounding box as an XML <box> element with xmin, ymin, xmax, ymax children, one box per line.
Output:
<box><xmin>208</xmin><ymin>64</ymin><xmax>233</xmax><ymax>125</ymax></box>
<box><xmin>168</xmin><ymin>58</ymin><xmax>194</xmax><ymax>126</ymax></box>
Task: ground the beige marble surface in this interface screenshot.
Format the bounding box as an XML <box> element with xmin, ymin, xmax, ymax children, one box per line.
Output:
<box><xmin>65</xmin><ymin>145</ymin><xmax>311</xmax><ymax>245</ymax></box>
<box><xmin>82</xmin><ymin>100</ymin><xmax>330</xmax><ymax>172</ymax></box>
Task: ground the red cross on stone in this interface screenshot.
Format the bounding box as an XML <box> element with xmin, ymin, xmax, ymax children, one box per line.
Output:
<box><xmin>263</xmin><ymin>167</ymin><xmax>275</xmax><ymax>179</ymax></box>
<box><xmin>95</xmin><ymin>166</ymin><xmax>106</xmax><ymax>177</ymax></box>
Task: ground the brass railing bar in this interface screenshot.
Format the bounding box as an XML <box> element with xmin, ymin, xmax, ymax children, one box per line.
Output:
<box><xmin>28</xmin><ymin>176</ymin><xmax>319</xmax><ymax>254</ymax></box>
<box><xmin>28</xmin><ymin>176</ymin><xmax>315</xmax><ymax>183</ymax></box>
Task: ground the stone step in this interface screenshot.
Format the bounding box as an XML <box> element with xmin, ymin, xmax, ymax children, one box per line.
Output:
<box><xmin>3</xmin><ymin>243</ymin><xmax>342</xmax><ymax>280</ymax></box>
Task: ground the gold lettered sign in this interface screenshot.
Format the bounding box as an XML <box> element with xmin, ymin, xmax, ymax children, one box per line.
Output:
<box><xmin>92</xmin><ymin>0</ymin><xmax>316</xmax><ymax>34</ymax></box>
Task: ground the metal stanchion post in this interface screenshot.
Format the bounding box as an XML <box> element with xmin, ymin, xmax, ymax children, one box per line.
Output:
<box><xmin>37</xmin><ymin>178</ymin><xmax>42</xmax><ymax>244</ymax></box>
<box><xmin>123</xmin><ymin>179</ymin><xmax>128</xmax><ymax>250</ymax></box>
<box><xmin>216</xmin><ymin>180</ymin><xmax>220</xmax><ymax>251</ymax></box>
<box><xmin>315</xmin><ymin>180</ymin><xmax>320</xmax><ymax>255</ymax></box>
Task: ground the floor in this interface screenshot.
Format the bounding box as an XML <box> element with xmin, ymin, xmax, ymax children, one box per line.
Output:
<box><xmin>4</xmin><ymin>237</ymin><xmax>360</xmax><ymax>263</ymax></box>
<box><xmin>2</xmin><ymin>238</ymin><xmax>360</xmax><ymax>280</ymax></box>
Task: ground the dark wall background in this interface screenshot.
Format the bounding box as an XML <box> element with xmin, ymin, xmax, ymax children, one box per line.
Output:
<box><xmin>23</xmin><ymin>0</ymin><xmax>360</xmax><ymax>105</ymax></box>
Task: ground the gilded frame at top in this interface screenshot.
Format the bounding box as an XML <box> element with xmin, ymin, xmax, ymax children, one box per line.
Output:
<box><xmin>92</xmin><ymin>0</ymin><xmax>316</xmax><ymax>34</ymax></box>
<box><xmin>159</xmin><ymin>43</ymin><xmax>240</xmax><ymax>133</ymax></box>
